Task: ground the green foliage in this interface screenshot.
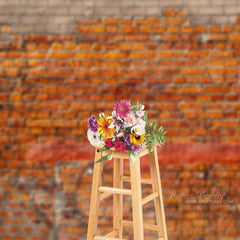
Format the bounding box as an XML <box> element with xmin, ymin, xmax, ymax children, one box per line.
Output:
<box><xmin>142</xmin><ymin>111</ymin><xmax>148</xmax><ymax>123</ymax></box>
<box><xmin>98</xmin><ymin>145</ymin><xmax>110</xmax><ymax>152</ymax></box>
<box><xmin>95</xmin><ymin>151</ymin><xmax>113</xmax><ymax>164</ymax></box>
<box><xmin>154</xmin><ymin>125</ymin><xmax>167</xmax><ymax>148</ymax></box>
<box><xmin>145</xmin><ymin>120</ymin><xmax>167</xmax><ymax>155</ymax></box>
<box><xmin>129</xmin><ymin>150</ymin><xmax>138</xmax><ymax>163</ymax></box>
<box><xmin>131</xmin><ymin>101</ymin><xmax>140</xmax><ymax>114</ymax></box>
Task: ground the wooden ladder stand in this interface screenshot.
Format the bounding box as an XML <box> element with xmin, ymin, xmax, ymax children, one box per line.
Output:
<box><xmin>87</xmin><ymin>145</ymin><xmax>168</xmax><ymax>240</ymax></box>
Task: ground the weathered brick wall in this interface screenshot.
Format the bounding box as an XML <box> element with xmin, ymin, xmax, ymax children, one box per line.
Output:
<box><xmin>0</xmin><ymin>3</ymin><xmax>240</xmax><ymax>240</ymax></box>
<box><xmin>1</xmin><ymin>0</ymin><xmax>240</xmax><ymax>35</ymax></box>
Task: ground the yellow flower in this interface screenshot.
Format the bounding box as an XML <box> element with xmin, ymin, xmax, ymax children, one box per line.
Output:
<box><xmin>130</xmin><ymin>132</ymin><xmax>146</xmax><ymax>146</ymax></box>
<box><xmin>97</xmin><ymin>115</ymin><xmax>115</xmax><ymax>139</ymax></box>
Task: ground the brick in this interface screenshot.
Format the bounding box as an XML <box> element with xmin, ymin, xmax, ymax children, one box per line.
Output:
<box><xmin>181</xmin><ymin>26</ymin><xmax>193</xmax><ymax>33</ymax></box>
<box><xmin>136</xmin><ymin>18</ymin><xmax>160</xmax><ymax>25</ymax></box>
<box><xmin>51</xmin><ymin>42</ymin><xmax>64</xmax><ymax>50</ymax></box>
<box><xmin>65</xmin><ymin>43</ymin><xmax>77</xmax><ymax>50</ymax></box>
<box><xmin>102</xmin><ymin>52</ymin><xmax>128</xmax><ymax>59</ymax></box>
<box><xmin>195</xmin><ymin>128</ymin><xmax>207</xmax><ymax>135</ymax></box>
<box><xmin>27</xmin><ymin>60</ymin><xmax>39</xmax><ymax>67</ymax></box>
<box><xmin>120</xmin><ymin>26</ymin><xmax>139</xmax><ymax>33</ymax></box>
<box><xmin>140</xmin><ymin>26</ymin><xmax>153</xmax><ymax>33</ymax></box>
<box><xmin>22</xmin><ymin>52</ymin><xmax>46</xmax><ymax>58</ymax></box>
<box><xmin>49</xmin><ymin>52</ymin><xmax>73</xmax><ymax>59</ymax></box>
<box><xmin>199</xmin><ymin>7</ymin><xmax>223</xmax><ymax>15</ymax></box>
<box><xmin>183</xmin><ymin>51</ymin><xmax>208</xmax><ymax>58</ymax></box>
<box><xmin>155</xmin><ymin>26</ymin><xmax>166</xmax><ymax>33</ymax></box>
<box><xmin>180</xmin><ymin>171</ymin><xmax>192</xmax><ymax>178</ymax></box>
<box><xmin>10</xmin><ymin>94</ymin><xmax>21</xmax><ymax>101</ymax></box>
<box><xmin>47</xmin><ymin>69</ymin><xmax>72</xmax><ymax>76</ymax></box>
<box><xmin>230</xmin><ymin>34</ymin><xmax>240</xmax><ymax>41</ymax></box>
<box><xmin>206</xmin><ymin>86</ymin><xmax>231</xmax><ymax>93</ymax></box>
<box><xmin>213</xmin><ymin>120</ymin><xmax>239</xmax><ymax>127</ymax></box>
<box><xmin>132</xmin><ymin>43</ymin><xmax>145</xmax><ymax>50</ymax></box>
<box><xmin>130</xmin><ymin>51</ymin><xmax>154</xmax><ymax>58</ymax></box>
<box><xmin>178</xmin><ymin>103</ymin><xmax>203</xmax><ymax>110</ymax></box>
<box><xmin>209</xmin><ymin>68</ymin><xmax>233</xmax><ymax>75</ymax></box>
<box><xmin>206</xmin><ymin>34</ymin><xmax>228</xmax><ymax>41</ymax></box>
<box><xmin>106</xmin><ymin>26</ymin><xmax>118</xmax><ymax>33</ymax></box>
<box><xmin>210</xmin><ymin>51</ymin><xmax>233</xmax><ymax>58</ymax></box>
<box><xmin>195</xmin><ymin>26</ymin><xmax>207</xmax><ymax>33</ymax></box>
<box><xmin>103</xmin><ymin>18</ymin><xmax>118</xmax><ymax>25</ymax></box>
<box><xmin>162</xmin><ymin>17</ymin><xmax>185</xmax><ymax>25</ymax></box>
<box><xmin>92</xmin><ymin>26</ymin><xmax>105</xmax><ymax>33</ymax></box>
<box><xmin>181</xmin><ymin>68</ymin><xmax>205</xmax><ymax>75</ymax></box>
<box><xmin>164</xmin><ymin>9</ymin><xmax>176</xmax><ymax>16</ymax></box>
<box><xmin>75</xmin><ymin>52</ymin><xmax>100</xmax><ymax>59</ymax></box>
<box><xmin>127</xmin><ymin>34</ymin><xmax>151</xmax><ymax>41</ymax></box>
<box><xmin>209</xmin><ymin>26</ymin><xmax>221</xmax><ymax>33</ymax></box>
<box><xmin>26</xmin><ymin>120</ymin><xmax>51</xmax><ymax>127</ymax></box>
<box><xmin>1</xmin><ymin>60</ymin><xmax>14</xmax><ymax>67</ymax></box>
<box><xmin>223</xmin><ymin>25</ymin><xmax>235</xmax><ymax>33</ymax></box>
<box><xmin>183</xmin><ymin>0</ymin><xmax>209</xmax><ymax>5</ymax></box>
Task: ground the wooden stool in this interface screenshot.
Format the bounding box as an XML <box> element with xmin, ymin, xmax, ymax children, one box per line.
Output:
<box><xmin>87</xmin><ymin>145</ymin><xmax>168</xmax><ymax>240</ymax></box>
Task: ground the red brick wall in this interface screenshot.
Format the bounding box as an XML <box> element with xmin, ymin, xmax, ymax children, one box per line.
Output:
<box><xmin>0</xmin><ymin>0</ymin><xmax>240</xmax><ymax>35</ymax></box>
<box><xmin>0</xmin><ymin>8</ymin><xmax>240</xmax><ymax>240</ymax></box>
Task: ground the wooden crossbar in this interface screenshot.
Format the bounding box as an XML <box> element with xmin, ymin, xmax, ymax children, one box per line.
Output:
<box><xmin>120</xmin><ymin>175</ymin><xmax>152</xmax><ymax>185</ymax></box>
<box><xmin>120</xmin><ymin>219</ymin><xmax>159</xmax><ymax>231</ymax></box>
<box><xmin>99</xmin><ymin>186</ymin><xmax>132</xmax><ymax>195</ymax></box>
<box><xmin>142</xmin><ymin>192</ymin><xmax>159</xmax><ymax>206</ymax></box>
<box><xmin>94</xmin><ymin>236</ymin><xmax>126</xmax><ymax>240</ymax></box>
<box><xmin>105</xmin><ymin>230</ymin><xmax>118</xmax><ymax>237</ymax></box>
<box><xmin>100</xmin><ymin>192</ymin><xmax>112</xmax><ymax>201</ymax></box>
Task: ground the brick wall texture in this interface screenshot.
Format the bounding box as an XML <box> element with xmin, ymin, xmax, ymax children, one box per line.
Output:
<box><xmin>0</xmin><ymin>1</ymin><xmax>240</xmax><ymax>239</ymax></box>
<box><xmin>1</xmin><ymin>0</ymin><xmax>240</xmax><ymax>34</ymax></box>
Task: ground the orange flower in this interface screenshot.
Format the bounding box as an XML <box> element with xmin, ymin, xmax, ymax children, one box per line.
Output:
<box><xmin>97</xmin><ymin>115</ymin><xmax>115</xmax><ymax>139</ymax></box>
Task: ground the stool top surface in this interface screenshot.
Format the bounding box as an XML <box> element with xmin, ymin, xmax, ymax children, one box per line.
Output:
<box><xmin>94</xmin><ymin>144</ymin><xmax>157</xmax><ymax>160</ymax></box>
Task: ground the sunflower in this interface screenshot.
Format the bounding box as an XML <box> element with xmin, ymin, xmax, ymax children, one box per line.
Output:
<box><xmin>129</xmin><ymin>132</ymin><xmax>146</xmax><ymax>146</ymax></box>
<box><xmin>97</xmin><ymin>115</ymin><xmax>115</xmax><ymax>139</ymax></box>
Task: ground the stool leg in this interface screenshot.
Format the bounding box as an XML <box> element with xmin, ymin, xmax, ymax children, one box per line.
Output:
<box><xmin>87</xmin><ymin>150</ymin><xmax>104</xmax><ymax>240</ymax></box>
<box><xmin>130</xmin><ymin>156</ymin><xmax>144</xmax><ymax>240</ymax></box>
<box><xmin>149</xmin><ymin>146</ymin><xmax>168</xmax><ymax>240</ymax></box>
<box><xmin>113</xmin><ymin>158</ymin><xmax>123</xmax><ymax>238</ymax></box>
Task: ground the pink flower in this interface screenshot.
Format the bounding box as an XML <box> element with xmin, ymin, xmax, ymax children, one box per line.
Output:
<box><xmin>125</xmin><ymin>113</ymin><xmax>137</xmax><ymax>127</ymax></box>
<box><xmin>136</xmin><ymin>110</ymin><xmax>145</xmax><ymax>117</ymax></box>
<box><xmin>105</xmin><ymin>138</ymin><xmax>115</xmax><ymax>148</ymax></box>
<box><xmin>115</xmin><ymin>141</ymin><xmax>125</xmax><ymax>152</ymax></box>
<box><xmin>113</xmin><ymin>100</ymin><xmax>131</xmax><ymax>119</ymax></box>
<box><xmin>137</xmin><ymin>118</ymin><xmax>146</xmax><ymax>127</ymax></box>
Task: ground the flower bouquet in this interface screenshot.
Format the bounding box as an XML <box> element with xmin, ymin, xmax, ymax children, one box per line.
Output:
<box><xmin>87</xmin><ymin>100</ymin><xmax>167</xmax><ymax>163</ymax></box>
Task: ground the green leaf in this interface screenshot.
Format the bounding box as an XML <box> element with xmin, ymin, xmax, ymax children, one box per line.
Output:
<box><xmin>129</xmin><ymin>151</ymin><xmax>137</xmax><ymax>163</ymax></box>
<box><xmin>143</xmin><ymin>112</ymin><xmax>148</xmax><ymax>124</ymax></box>
<box><xmin>150</xmin><ymin>121</ymin><xmax>154</xmax><ymax>129</ymax></box>
<box><xmin>137</xmin><ymin>101</ymin><xmax>140</xmax><ymax>110</ymax></box>
<box><xmin>98</xmin><ymin>145</ymin><xmax>110</xmax><ymax>152</ymax></box>
<box><xmin>153</xmin><ymin>122</ymin><xmax>157</xmax><ymax>133</ymax></box>
<box><xmin>95</xmin><ymin>152</ymin><xmax>113</xmax><ymax>164</ymax></box>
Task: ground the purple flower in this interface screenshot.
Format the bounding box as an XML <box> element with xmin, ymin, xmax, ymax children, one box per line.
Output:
<box><xmin>125</xmin><ymin>135</ymin><xmax>131</xmax><ymax>146</ymax></box>
<box><xmin>132</xmin><ymin>144</ymin><xmax>141</xmax><ymax>153</ymax></box>
<box><xmin>88</xmin><ymin>115</ymin><xmax>99</xmax><ymax>132</ymax></box>
<box><xmin>124</xmin><ymin>145</ymin><xmax>130</xmax><ymax>152</ymax></box>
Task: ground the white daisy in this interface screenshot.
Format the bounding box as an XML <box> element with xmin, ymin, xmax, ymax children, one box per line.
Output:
<box><xmin>87</xmin><ymin>129</ymin><xmax>103</xmax><ymax>146</ymax></box>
